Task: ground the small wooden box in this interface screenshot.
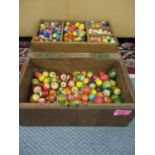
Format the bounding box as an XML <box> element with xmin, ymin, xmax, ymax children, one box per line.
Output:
<box><xmin>19</xmin><ymin>53</ymin><xmax>134</xmax><ymax>126</ymax></box>
<box><xmin>30</xmin><ymin>19</ymin><xmax>119</xmax><ymax>53</ymax></box>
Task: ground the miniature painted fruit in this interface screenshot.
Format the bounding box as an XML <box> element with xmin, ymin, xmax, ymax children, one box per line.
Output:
<box><xmin>60</xmin><ymin>74</ymin><xmax>67</xmax><ymax>81</ymax></box>
<box><xmin>42</xmin><ymin>83</ymin><xmax>50</xmax><ymax>91</ymax></box>
<box><xmin>100</xmin><ymin>74</ymin><xmax>109</xmax><ymax>81</ymax></box>
<box><xmin>32</xmin><ymin>79</ymin><xmax>40</xmax><ymax>85</ymax></box>
<box><xmin>103</xmin><ymin>96</ymin><xmax>112</xmax><ymax>103</ymax></box>
<box><xmin>92</xmin><ymin>74</ymin><xmax>98</xmax><ymax>80</ymax></box>
<box><xmin>48</xmin><ymin>94</ymin><xmax>56</xmax><ymax>103</ymax></box>
<box><xmin>114</xmin><ymin>98</ymin><xmax>123</xmax><ymax>104</ymax></box>
<box><xmin>33</xmin><ymin>86</ymin><xmax>42</xmax><ymax>94</ymax></box>
<box><xmin>34</xmin><ymin>71</ymin><xmax>41</xmax><ymax>78</ymax></box>
<box><xmin>82</xmin><ymin>94</ymin><xmax>88</xmax><ymax>102</ymax></box>
<box><xmin>96</xmin><ymin>92</ymin><xmax>103</xmax><ymax>97</ymax></box>
<box><xmin>91</xmin><ymin>89</ymin><xmax>97</xmax><ymax>95</ymax></box>
<box><xmin>94</xmin><ymin>96</ymin><xmax>103</xmax><ymax>104</ymax></box>
<box><xmin>113</xmin><ymin>87</ymin><xmax>121</xmax><ymax>95</ymax></box>
<box><xmin>49</xmin><ymin>89</ymin><xmax>56</xmax><ymax>96</ymax></box>
<box><xmin>51</xmin><ymin>77</ymin><xmax>57</xmax><ymax>82</ymax></box>
<box><xmin>88</xmin><ymin>81</ymin><xmax>96</xmax><ymax>89</ymax></box>
<box><xmin>71</xmin><ymin>86</ymin><xmax>78</xmax><ymax>94</ymax></box>
<box><xmin>76</xmin><ymin>74</ymin><xmax>85</xmax><ymax>81</ymax></box>
<box><xmin>60</xmin><ymin>81</ymin><xmax>67</xmax><ymax>88</ymax></box>
<box><xmin>108</xmin><ymin>70</ymin><xmax>117</xmax><ymax>79</ymax></box>
<box><xmin>103</xmin><ymin>88</ymin><xmax>112</xmax><ymax>97</ymax></box>
<box><xmin>51</xmin><ymin>82</ymin><xmax>59</xmax><ymax>89</ymax></box>
<box><xmin>76</xmin><ymin>81</ymin><xmax>83</xmax><ymax>89</ymax></box>
<box><xmin>74</xmin><ymin>93</ymin><xmax>82</xmax><ymax>100</ymax></box>
<box><xmin>102</xmin><ymin>81</ymin><xmax>111</xmax><ymax>89</ymax></box>
<box><xmin>95</xmin><ymin>79</ymin><xmax>103</xmax><ymax>86</ymax></box>
<box><xmin>49</xmin><ymin>72</ymin><xmax>56</xmax><ymax>78</ymax></box>
<box><xmin>87</xmin><ymin>71</ymin><xmax>94</xmax><ymax>78</ymax></box>
<box><xmin>30</xmin><ymin>94</ymin><xmax>40</xmax><ymax>103</ymax></box>
<box><xmin>66</xmin><ymin>73</ymin><xmax>73</xmax><ymax>80</ymax></box>
<box><xmin>43</xmin><ymin>78</ymin><xmax>50</xmax><ymax>84</ymax></box>
<box><xmin>39</xmin><ymin>75</ymin><xmax>45</xmax><ymax>82</ymax></box>
<box><xmin>83</xmin><ymin>86</ymin><xmax>91</xmax><ymax>95</ymax></box>
<box><xmin>42</xmin><ymin>71</ymin><xmax>49</xmax><ymax>77</ymax></box>
<box><xmin>39</xmin><ymin>90</ymin><xmax>48</xmax><ymax>97</ymax></box>
<box><xmin>88</xmin><ymin>94</ymin><xmax>95</xmax><ymax>101</ymax></box>
<box><xmin>57</xmin><ymin>94</ymin><xmax>66</xmax><ymax>104</ymax></box>
<box><xmin>98</xmin><ymin>70</ymin><xmax>105</xmax><ymax>77</ymax></box>
<box><xmin>38</xmin><ymin>98</ymin><xmax>46</xmax><ymax>104</ymax></box>
<box><xmin>110</xmin><ymin>80</ymin><xmax>116</xmax><ymax>87</ymax></box>
<box><xmin>67</xmin><ymin>94</ymin><xmax>73</xmax><ymax>102</ymax></box>
<box><xmin>67</xmin><ymin>80</ymin><xmax>75</xmax><ymax>88</ymax></box>
<box><xmin>83</xmin><ymin>78</ymin><xmax>89</xmax><ymax>84</ymax></box>
<box><xmin>65</xmin><ymin>88</ymin><xmax>71</xmax><ymax>95</ymax></box>
<box><xmin>111</xmin><ymin>95</ymin><xmax>120</xmax><ymax>101</ymax></box>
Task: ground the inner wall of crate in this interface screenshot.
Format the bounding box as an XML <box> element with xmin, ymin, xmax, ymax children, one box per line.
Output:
<box><xmin>36</xmin><ymin>20</ymin><xmax>114</xmax><ymax>42</ymax></box>
<box><xmin>20</xmin><ymin>58</ymin><xmax>133</xmax><ymax>103</ymax></box>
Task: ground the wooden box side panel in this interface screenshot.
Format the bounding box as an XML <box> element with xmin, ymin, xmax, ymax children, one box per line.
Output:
<box><xmin>20</xmin><ymin>108</ymin><xmax>135</xmax><ymax>126</ymax></box>
<box><xmin>30</xmin><ymin>42</ymin><xmax>118</xmax><ymax>53</ymax></box>
<box><xmin>19</xmin><ymin>59</ymin><xmax>33</xmax><ymax>102</ymax></box>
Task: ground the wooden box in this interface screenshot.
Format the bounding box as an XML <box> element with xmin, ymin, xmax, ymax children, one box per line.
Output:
<box><xmin>30</xmin><ymin>19</ymin><xmax>119</xmax><ymax>53</ymax></box>
<box><xmin>19</xmin><ymin>53</ymin><xmax>134</xmax><ymax>126</ymax></box>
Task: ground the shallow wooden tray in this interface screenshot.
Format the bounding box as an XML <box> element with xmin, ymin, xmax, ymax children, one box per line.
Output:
<box><xmin>30</xmin><ymin>19</ymin><xmax>119</xmax><ymax>53</ymax></box>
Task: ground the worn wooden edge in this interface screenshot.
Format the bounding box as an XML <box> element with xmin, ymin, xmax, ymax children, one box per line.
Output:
<box><xmin>20</xmin><ymin>103</ymin><xmax>134</xmax><ymax>110</ymax></box>
<box><xmin>31</xmin><ymin>40</ymin><xmax>118</xmax><ymax>45</ymax></box>
<box><xmin>28</xmin><ymin>52</ymin><xmax>122</xmax><ymax>59</ymax></box>
<box><xmin>31</xmin><ymin>41</ymin><xmax>118</xmax><ymax>45</ymax></box>
<box><xmin>118</xmin><ymin>57</ymin><xmax>135</xmax><ymax>101</ymax></box>
<box><xmin>19</xmin><ymin>57</ymin><xmax>30</xmax><ymax>87</ymax></box>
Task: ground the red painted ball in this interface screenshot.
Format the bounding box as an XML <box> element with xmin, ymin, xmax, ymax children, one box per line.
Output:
<box><xmin>34</xmin><ymin>71</ymin><xmax>41</xmax><ymax>78</ymax></box>
<box><xmin>100</xmin><ymin>74</ymin><xmax>109</xmax><ymax>81</ymax></box>
<box><xmin>92</xmin><ymin>74</ymin><xmax>98</xmax><ymax>80</ymax></box>
<box><xmin>98</xmin><ymin>70</ymin><xmax>105</xmax><ymax>77</ymax></box>
<box><xmin>94</xmin><ymin>96</ymin><xmax>103</xmax><ymax>104</ymax></box>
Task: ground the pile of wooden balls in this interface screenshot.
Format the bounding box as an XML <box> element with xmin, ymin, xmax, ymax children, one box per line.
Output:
<box><xmin>34</xmin><ymin>21</ymin><xmax>62</xmax><ymax>42</ymax></box>
<box><xmin>89</xmin><ymin>35</ymin><xmax>115</xmax><ymax>43</ymax></box>
<box><xmin>63</xmin><ymin>22</ymin><xmax>86</xmax><ymax>42</ymax></box>
<box><xmin>88</xmin><ymin>29</ymin><xmax>112</xmax><ymax>35</ymax></box>
<box><xmin>86</xmin><ymin>20</ymin><xmax>110</xmax><ymax>28</ymax></box>
<box><xmin>30</xmin><ymin>69</ymin><xmax>123</xmax><ymax>106</ymax></box>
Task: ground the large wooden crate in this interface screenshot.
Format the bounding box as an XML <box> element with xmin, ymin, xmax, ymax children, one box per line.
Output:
<box><xmin>19</xmin><ymin>53</ymin><xmax>134</xmax><ymax>126</ymax></box>
<box><xmin>30</xmin><ymin>19</ymin><xmax>119</xmax><ymax>53</ymax></box>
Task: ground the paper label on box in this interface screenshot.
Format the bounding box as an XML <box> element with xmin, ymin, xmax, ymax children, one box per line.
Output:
<box><xmin>113</xmin><ymin>109</ymin><xmax>132</xmax><ymax>116</ymax></box>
